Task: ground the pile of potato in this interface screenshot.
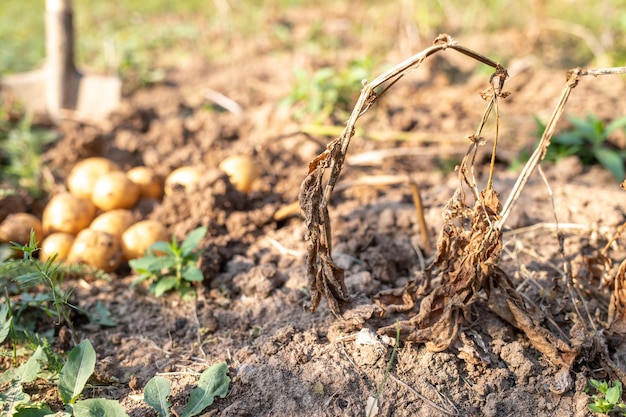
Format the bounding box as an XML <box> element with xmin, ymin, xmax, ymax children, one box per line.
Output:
<box><xmin>0</xmin><ymin>154</ymin><xmax>260</xmax><ymax>272</ymax></box>
<box><xmin>1</xmin><ymin>158</ymin><xmax>168</xmax><ymax>272</ymax></box>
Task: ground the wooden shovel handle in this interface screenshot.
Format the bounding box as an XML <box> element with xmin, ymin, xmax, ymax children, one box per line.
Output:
<box><xmin>46</xmin><ymin>0</ymin><xmax>77</xmax><ymax>114</ymax></box>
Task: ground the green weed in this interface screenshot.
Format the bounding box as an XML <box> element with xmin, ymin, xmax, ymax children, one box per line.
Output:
<box><xmin>0</xmin><ymin>338</ymin><xmax>129</xmax><ymax>416</ymax></box>
<box><xmin>1</xmin><ymin>231</ymin><xmax>114</xmax><ymax>352</ymax></box>
<box><xmin>129</xmin><ymin>226</ymin><xmax>208</xmax><ymax>300</ymax></box>
<box><xmin>0</xmin><ymin>113</ymin><xmax>58</xmax><ymax>198</ymax></box>
<box><xmin>282</xmin><ymin>58</ymin><xmax>374</xmax><ymax>122</ymax></box>
<box><xmin>538</xmin><ymin>113</ymin><xmax>626</xmax><ymax>181</ymax></box>
<box><xmin>144</xmin><ymin>362</ymin><xmax>230</xmax><ymax>417</ymax></box>
<box><xmin>587</xmin><ymin>379</ymin><xmax>626</xmax><ymax>415</ymax></box>
<box><xmin>0</xmin><ymin>337</ymin><xmax>229</xmax><ymax>416</ymax></box>
<box><xmin>0</xmin><ymin>235</ymin><xmax>126</xmax><ymax>416</ymax></box>
<box><xmin>2</xmin><ymin>232</ymin><xmax>75</xmax><ymax>348</ymax></box>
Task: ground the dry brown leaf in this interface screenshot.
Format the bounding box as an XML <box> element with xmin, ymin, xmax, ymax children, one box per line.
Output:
<box><xmin>378</xmin><ymin>185</ymin><xmax>501</xmax><ymax>349</ymax></box>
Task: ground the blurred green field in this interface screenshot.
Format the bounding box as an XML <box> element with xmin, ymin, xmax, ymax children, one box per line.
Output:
<box><xmin>1</xmin><ymin>0</ymin><xmax>625</xmax><ymax>80</ymax></box>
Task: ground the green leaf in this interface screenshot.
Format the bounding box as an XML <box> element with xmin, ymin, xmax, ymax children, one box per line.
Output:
<box><xmin>606</xmin><ymin>381</ymin><xmax>622</xmax><ymax>404</ymax></box>
<box><xmin>15</xmin><ymin>346</ymin><xmax>47</xmax><ymax>384</ymax></box>
<box><xmin>590</xmin><ymin>378</ymin><xmax>608</xmax><ymax>393</ymax></box>
<box><xmin>0</xmin><ymin>369</ymin><xmax>17</xmax><ymax>384</ymax></box>
<box><xmin>150</xmin><ymin>241</ymin><xmax>175</xmax><ymax>256</ymax></box>
<box><xmin>130</xmin><ymin>273</ymin><xmax>154</xmax><ymax>287</ymax></box>
<box><xmin>152</xmin><ymin>277</ymin><xmax>179</xmax><ymax>297</ymax></box>
<box><xmin>180</xmin><ymin>227</ymin><xmax>207</xmax><ymax>257</ymax></box>
<box><xmin>12</xmin><ymin>404</ymin><xmax>54</xmax><ymax>417</ymax></box>
<box><xmin>12</xmin><ymin>271</ymin><xmax>43</xmax><ymax>288</ymax></box>
<box><xmin>143</xmin><ymin>376</ymin><xmax>171</xmax><ymax>417</ymax></box>
<box><xmin>59</xmin><ymin>339</ymin><xmax>96</xmax><ymax>405</ymax></box>
<box><xmin>553</xmin><ymin>132</ymin><xmax>583</xmax><ymax>146</ymax></box>
<box><xmin>593</xmin><ymin>147</ymin><xmax>625</xmax><ymax>181</ymax></box>
<box><xmin>568</xmin><ymin>114</ymin><xmax>598</xmax><ymax>140</ymax></box>
<box><xmin>73</xmin><ymin>398</ymin><xmax>129</xmax><ymax>417</ymax></box>
<box><xmin>606</xmin><ymin>117</ymin><xmax>626</xmax><ymax>136</ymax></box>
<box><xmin>182</xmin><ymin>266</ymin><xmax>204</xmax><ymax>282</ymax></box>
<box><xmin>588</xmin><ymin>403</ymin><xmax>606</xmax><ymax>413</ymax></box>
<box><xmin>129</xmin><ymin>256</ymin><xmax>177</xmax><ymax>273</ymax></box>
<box><xmin>128</xmin><ymin>257</ymin><xmax>158</xmax><ymax>272</ymax></box>
<box><xmin>181</xmin><ymin>362</ymin><xmax>230</xmax><ymax>417</ymax></box>
<box><xmin>0</xmin><ymin>380</ymin><xmax>30</xmax><ymax>414</ymax></box>
<box><xmin>0</xmin><ymin>308</ymin><xmax>12</xmax><ymax>344</ymax></box>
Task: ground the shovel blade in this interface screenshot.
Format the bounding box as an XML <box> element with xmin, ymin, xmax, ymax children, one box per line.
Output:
<box><xmin>75</xmin><ymin>73</ymin><xmax>122</xmax><ymax>120</ymax></box>
<box><xmin>1</xmin><ymin>70</ymin><xmax>49</xmax><ymax>114</ymax></box>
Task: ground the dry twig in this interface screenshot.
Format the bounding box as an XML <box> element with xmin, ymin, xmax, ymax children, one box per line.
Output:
<box><xmin>498</xmin><ymin>66</ymin><xmax>626</xmax><ymax>228</ymax></box>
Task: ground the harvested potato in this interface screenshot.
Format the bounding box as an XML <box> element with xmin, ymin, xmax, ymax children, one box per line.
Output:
<box><xmin>0</xmin><ymin>213</ymin><xmax>43</xmax><ymax>246</ymax></box>
<box><xmin>39</xmin><ymin>232</ymin><xmax>75</xmax><ymax>263</ymax></box>
<box><xmin>164</xmin><ymin>166</ymin><xmax>202</xmax><ymax>195</ymax></box>
<box><xmin>91</xmin><ymin>171</ymin><xmax>141</xmax><ymax>211</ymax></box>
<box><xmin>121</xmin><ymin>220</ymin><xmax>169</xmax><ymax>260</ymax></box>
<box><xmin>67</xmin><ymin>157</ymin><xmax>121</xmax><ymax>199</ymax></box>
<box><xmin>43</xmin><ymin>192</ymin><xmax>97</xmax><ymax>235</ymax></box>
<box><xmin>67</xmin><ymin>229</ymin><xmax>123</xmax><ymax>272</ymax></box>
<box><xmin>218</xmin><ymin>155</ymin><xmax>260</xmax><ymax>193</ymax></box>
<box><xmin>127</xmin><ymin>166</ymin><xmax>164</xmax><ymax>199</ymax></box>
<box><xmin>89</xmin><ymin>209</ymin><xmax>136</xmax><ymax>238</ymax></box>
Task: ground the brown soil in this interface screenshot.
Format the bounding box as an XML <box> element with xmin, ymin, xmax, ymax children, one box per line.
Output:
<box><xmin>4</xmin><ymin>9</ymin><xmax>626</xmax><ymax>417</ymax></box>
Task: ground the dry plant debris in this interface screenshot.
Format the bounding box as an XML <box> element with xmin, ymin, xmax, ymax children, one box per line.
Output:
<box><xmin>299</xmin><ymin>33</ymin><xmax>626</xmax><ymax>371</ymax></box>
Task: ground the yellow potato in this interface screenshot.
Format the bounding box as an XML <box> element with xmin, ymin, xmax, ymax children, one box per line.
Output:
<box><xmin>164</xmin><ymin>166</ymin><xmax>202</xmax><ymax>195</ymax></box>
<box><xmin>39</xmin><ymin>232</ymin><xmax>75</xmax><ymax>263</ymax></box>
<box><xmin>91</xmin><ymin>171</ymin><xmax>141</xmax><ymax>211</ymax></box>
<box><xmin>43</xmin><ymin>192</ymin><xmax>97</xmax><ymax>235</ymax></box>
<box><xmin>67</xmin><ymin>229</ymin><xmax>123</xmax><ymax>272</ymax></box>
<box><xmin>67</xmin><ymin>157</ymin><xmax>121</xmax><ymax>199</ymax></box>
<box><xmin>89</xmin><ymin>209</ymin><xmax>136</xmax><ymax>238</ymax></box>
<box><xmin>121</xmin><ymin>220</ymin><xmax>169</xmax><ymax>260</ymax></box>
<box><xmin>127</xmin><ymin>166</ymin><xmax>164</xmax><ymax>199</ymax></box>
<box><xmin>218</xmin><ymin>155</ymin><xmax>260</xmax><ymax>193</ymax></box>
<box><xmin>0</xmin><ymin>213</ymin><xmax>43</xmax><ymax>247</ymax></box>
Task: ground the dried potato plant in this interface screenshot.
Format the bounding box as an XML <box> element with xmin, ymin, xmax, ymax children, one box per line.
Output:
<box><xmin>299</xmin><ymin>34</ymin><xmax>626</xmax><ymax>368</ymax></box>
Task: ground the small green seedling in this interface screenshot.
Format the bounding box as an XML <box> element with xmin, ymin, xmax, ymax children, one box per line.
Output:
<box><xmin>0</xmin><ymin>339</ymin><xmax>128</xmax><ymax>417</ymax></box>
<box><xmin>129</xmin><ymin>226</ymin><xmax>208</xmax><ymax>300</ymax></box>
<box><xmin>144</xmin><ymin>362</ymin><xmax>230</xmax><ymax>417</ymax></box>
<box><xmin>588</xmin><ymin>379</ymin><xmax>626</xmax><ymax>415</ymax></box>
<box><xmin>538</xmin><ymin>113</ymin><xmax>626</xmax><ymax>181</ymax></box>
